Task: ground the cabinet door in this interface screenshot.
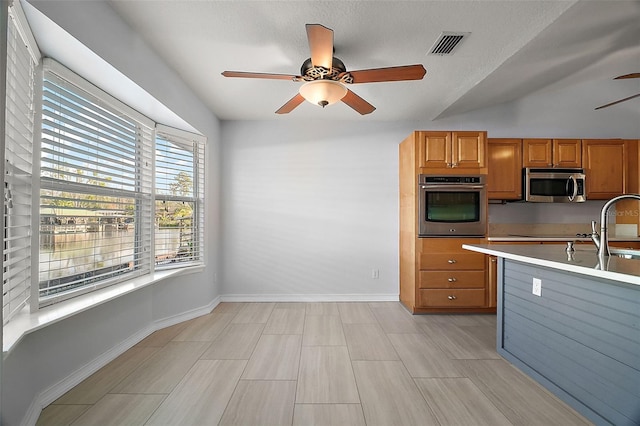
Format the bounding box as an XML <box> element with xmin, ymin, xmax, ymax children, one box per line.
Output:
<box><xmin>417</xmin><ymin>131</ymin><xmax>451</xmax><ymax>169</ymax></box>
<box><xmin>487</xmin><ymin>256</ymin><xmax>497</xmax><ymax>308</ymax></box>
<box><xmin>553</xmin><ymin>139</ymin><xmax>581</xmax><ymax>168</ymax></box>
<box><xmin>582</xmin><ymin>140</ymin><xmax>626</xmax><ymax>199</ymax></box>
<box><xmin>487</xmin><ymin>138</ymin><xmax>522</xmax><ymax>200</ymax></box>
<box><xmin>523</xmin><ymin>139</ymin><xmax>552</xmax><ymax>167</ymax></box>
<box><xmin>452</xmin><ymin>131</ymin><xmax>486</xmax><ymax>170</ymax></box>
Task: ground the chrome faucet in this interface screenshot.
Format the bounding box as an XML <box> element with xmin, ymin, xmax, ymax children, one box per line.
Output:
<box><xmin>593</xmin><ymin>194</ymin><xmax>640</xmax><ymax>257</ymax></box>
<box><xmin>590</xmin><ymin>220</ymin><xmax>600</xmax><ymax>251</ymax></box>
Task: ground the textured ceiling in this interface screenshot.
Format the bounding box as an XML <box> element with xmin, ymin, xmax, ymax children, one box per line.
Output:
<box><xmin>28</xmin><ymin>1</ymin><xmax>640</xmax><ymax>122</ymax></box>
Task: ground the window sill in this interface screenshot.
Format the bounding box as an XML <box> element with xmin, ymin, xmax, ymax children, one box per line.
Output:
<box><xmin>3</xmin><ymin>265</ymin><xmax>204</xmax><ymax>356</ymax></box>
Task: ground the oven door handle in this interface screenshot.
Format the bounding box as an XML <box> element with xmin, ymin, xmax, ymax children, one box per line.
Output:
<box><xmin>566</xmin><ymin>176</ymin><xmax>577</xmax><ymax>201</ymax></box>
<box><xmin>421</xmin><ymin>185</ymin><xmax>485</xmax><ymax>190</ymax></box>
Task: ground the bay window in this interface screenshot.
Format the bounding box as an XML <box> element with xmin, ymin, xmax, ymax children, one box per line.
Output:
<box><xmin>36</xmin><ymin>60</ymin><xmax>205</xmax><ymax>308</ymax></box>
<box><xmin>3</xmin><ymin>0</ymin><xmax>206</xmax><ymax>321</ymax></box>
<box><xmin>3</xmin><ymin>25</ymin><xmax>206</xmax><ymax>319</ymax></box>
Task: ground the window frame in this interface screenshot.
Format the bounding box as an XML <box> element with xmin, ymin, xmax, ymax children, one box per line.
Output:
<box><xmin>25</xmin><ymin>59</ymin><xmax>207</xmax><ymax>311</ymax></box>
<box><xmin>154</xmin><ymin>124</ymin><xmax>206</xmax><ymax>270</ymax></box>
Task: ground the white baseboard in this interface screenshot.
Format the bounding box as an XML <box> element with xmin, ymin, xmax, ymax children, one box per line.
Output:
<box><xmin>21</xmin><ymin>325</ymin><xmax>152</xmax><ymax>426</ymax></box>
<box><xmin>154</xmin><ymin>295</ymin><xmax>221</xmax><ymax>330</ymax></box>
<box><xmin>220</xmin><ymin>294</ymin><xmax>399</xmax><ymax>303</ymax></box>
<box><xmin>22</xmin><ymin>296</ymin><xmax>222</xmax><ymax>426</ymax></box>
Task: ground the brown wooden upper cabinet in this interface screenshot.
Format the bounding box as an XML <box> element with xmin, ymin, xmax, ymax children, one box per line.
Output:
<box><xmin>582</xmin><ymin>139</ymin><xmax>629</xmax><ymax>199</ymax></box>
<box><xmin>487</xmin><ymin>138</ymin><xmax>522</xmax><ymax>200</ymax></box>
<box><xmin>417</xmin><ymin>131</ymin><xmax>487</xmax><ymax>174</ymax></box>
<box><xmin>523</xmin><ymin>139</ymin><xmax>581</xmax><ymax>168</ymax></box>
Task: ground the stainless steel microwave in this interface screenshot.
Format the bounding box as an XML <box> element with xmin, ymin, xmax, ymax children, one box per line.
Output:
<box><xmin>524</xmin><ymin>168</ymin><xmax>586</xmax><ymax>202</ymax></box>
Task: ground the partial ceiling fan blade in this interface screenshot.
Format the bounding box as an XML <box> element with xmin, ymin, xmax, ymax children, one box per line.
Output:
<box><xmin>341</xmin><ymin>89</ymin><xmax>376</xmax><ymax>115</ymax></box>
<box><xmin>275</xmin><ymin>93</ymin><xmax>305</xmax><ymax>114</ymax></box>
<box><xmin>222</xmin><ymin>71</ymin><xmax>301</xmax><ymax>81</ymax></box>
<box><xmin>614</xmin><ymin>73</ymin><xmax>640</xmax><ymax>80</ymax></box>
<box><xmin>306</xmin><ymin>24</ymin><xmax>334</xmax><ymax>70</ymax></box>
<box><xmin>595</xmin><ymin>93</ymin><xmax>640</xmax><ymax>110</ymax></box>
<box><xmin>347</xmin><ymin>64</ymin><xmax>426</xmax><ymax>84</ymax></box>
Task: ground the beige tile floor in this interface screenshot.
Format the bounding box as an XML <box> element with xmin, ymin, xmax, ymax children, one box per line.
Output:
<box><xmin>36</xmin><ymin>302</ymin><xmax>592</xmax><ymax>426</ymax></box>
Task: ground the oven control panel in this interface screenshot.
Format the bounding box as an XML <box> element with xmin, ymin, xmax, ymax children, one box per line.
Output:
<box><xmin>420</xmin><ymin>175</ymin><xmax>485</xmax><ymax>185</ymax></box>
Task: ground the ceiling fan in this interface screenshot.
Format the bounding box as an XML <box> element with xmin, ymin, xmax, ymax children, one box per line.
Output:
<box><xmin>222</xmin><ymin>24</ymin><xmax>427</xmax><ymax>115</ymax></box>
<box><xmin>595</xmin><ymin>73</ymin><xmax>640</xmax><ymax>110</ymax></box>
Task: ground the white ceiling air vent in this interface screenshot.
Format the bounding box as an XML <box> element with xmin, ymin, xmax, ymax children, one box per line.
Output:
<box><xmin>428</xmin><ymin>32</ymin><xmax>470</xmax><ymax>56</ymax></box>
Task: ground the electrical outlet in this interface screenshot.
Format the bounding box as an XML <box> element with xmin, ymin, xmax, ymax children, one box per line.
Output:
<box><xmin>371</xmin><ymin>269</ymin><xmax>380</xmax><ymax>279</ymax></box>
<box><xmin>532</xmin><ymin>278</ymin><xmax>542</xmax><ymax>297</ymax></box>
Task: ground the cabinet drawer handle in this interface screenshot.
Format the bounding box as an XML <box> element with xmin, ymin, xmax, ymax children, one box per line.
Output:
<box><xmin>448</xmin><ymin>295</ymin><xmax>457</xmax><ymax>300</ymax></box>
<box><xmin>447</xmin><ymin>259</ymin><xmax>457</xmax><ymax>264</ymax></box>
<box><xmin>448</xmin><ymin>277</ymin><xmax>457</xmax><ymax>282</ymax></box>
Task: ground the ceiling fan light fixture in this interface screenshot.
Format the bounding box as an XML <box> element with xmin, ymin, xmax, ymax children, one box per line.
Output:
<box><xmin>299</xmin><ymin>80</ymin><xmax>347</xmax><ymax>108</ymax></box>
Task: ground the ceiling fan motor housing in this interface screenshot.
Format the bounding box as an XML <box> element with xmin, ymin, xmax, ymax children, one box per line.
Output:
<box><xmin>301</xmin><ymin>57</ymin><xmax>348</xmax><ymax>81</ymax></box>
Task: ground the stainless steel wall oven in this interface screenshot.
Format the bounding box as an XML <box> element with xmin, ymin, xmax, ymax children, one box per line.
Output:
<box><xmin>418</xmin><ymin>175</ymin><xmax>487</xmax><ymax>237</ymax></box>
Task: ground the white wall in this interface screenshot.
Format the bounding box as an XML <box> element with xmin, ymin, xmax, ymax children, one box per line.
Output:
<box><xmin>221</xmin><ymin>121</ymin><xmax>413</xmax><ymax>299</ymax></box>
<box><xmin>3</xmin><ymin>2</ymin><xmax>222</xmax><ymax>425</ymax></box>
<box><xmin>220</xmin><ymin>85</ymin><xmax>639</xmax><ymax>299</ymax></box>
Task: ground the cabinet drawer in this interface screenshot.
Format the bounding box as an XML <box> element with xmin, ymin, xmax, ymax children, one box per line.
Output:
<box><xmin>419</xmin><ymin>271</ymin><xmax>485</xmax><ymax>289</ymax></box>
<box><xmin>418</xmin><ymin>289</ymin><xmax>486</xmax><ymax>308</ymax></box>
<box><xmin>419</xmin><ymin>252</ymin><xmax>485</xmax><ymax>270</ymax></box>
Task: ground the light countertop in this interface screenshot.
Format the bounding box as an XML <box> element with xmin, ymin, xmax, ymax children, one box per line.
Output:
<box><xmin>462</xmin><ymin>243</ymin><xmax>640</xmax><ymax>286</ymax></box>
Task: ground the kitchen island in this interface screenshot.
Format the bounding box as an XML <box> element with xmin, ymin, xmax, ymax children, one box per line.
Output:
<box><xmin>463</xmin><ymin>244</ymin><xmax>640</xmax><ymax>426</ymax></box>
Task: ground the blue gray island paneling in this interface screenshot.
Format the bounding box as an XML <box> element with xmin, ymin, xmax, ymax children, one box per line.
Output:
<box><xmin>463</xmin><ymin>244</ymin><xmax>640</xmax><ymax>426</ymax></box>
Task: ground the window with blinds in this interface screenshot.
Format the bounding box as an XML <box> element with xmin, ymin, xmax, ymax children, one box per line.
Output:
<box><xmin>2</xmin><ymin>17</ymin><xmax>206</xmax><ymax>317</ymax></box>
<box><xmin>154</xmin><ymin>126</ymin><xmax>205</xmax><ymax>268</ymax></box>
<box><xmin>3</xmin><ymin>5</ymin><xmax>37</xmax><ymax>323</ymax></box>
<box><xmin>39</xmin><ymin>60</ymin><xmax>154</xmax><ymax>306</ymax></box>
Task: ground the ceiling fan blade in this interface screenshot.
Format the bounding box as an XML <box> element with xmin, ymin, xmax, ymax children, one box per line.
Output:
<box><xmin>341</xmin><ymin>89</ymin><xmax>376</xmax><ymax>115</ymax></box>
<box><xmin>306</xmin><ymin>24</ymin><xmax>334</xmax><ymax>70</ymax></box>
<box><xmin>275</xmin><ymin>93</ymin><xmax>305</xmax><ymax>114</ymax></box>
<box><xmin>347</xmin><ymin>64</ymin><xmax>426</xmax><ymax>84</ymax></box>
<box><xmin>595</xmin><ymin>93</ymin><xmax>640</xmax><ymax>110</ymax></box>
<box><xmin>614</xmin><ymin>73</ymin><xmax>640</xmax><ymax>80</ymax></box>
<box><xmin>222</xmin><ymin>71</ymin><xmax>301</xmax><ymax>81</ymax></box>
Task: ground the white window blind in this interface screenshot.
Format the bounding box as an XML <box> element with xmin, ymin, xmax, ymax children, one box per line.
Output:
<box><xmin>154</xmin><ymin>125</ymin><xmax>205</xmax><ymax>268</ymax></box>
<box><xmin>3</xmin><ymin>5</ymin><xmax>37</xmax><ymax>323</ymax></box>
<box><xmin>39</xmin><ymin>61</ymin><xmax>154</xmax><ymax>306</ymax></box>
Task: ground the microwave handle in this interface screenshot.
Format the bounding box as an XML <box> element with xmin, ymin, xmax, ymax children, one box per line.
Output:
<box><xmin>567</xmin><ymin>176</ymin><xmax>577</xmax><ymax>201</ymax></box>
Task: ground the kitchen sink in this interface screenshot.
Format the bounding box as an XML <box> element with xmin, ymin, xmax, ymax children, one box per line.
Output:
<box><xmin>609</xmin><ymin>248</ymin><xmax>640</xmax><ymax>260</ymax></box>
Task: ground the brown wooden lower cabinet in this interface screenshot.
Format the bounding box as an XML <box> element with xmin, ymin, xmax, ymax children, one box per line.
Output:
<box><xmin>419</xmin><ymin>270</ymin><xmax>486</xmax><ymax>289</ymax></box>
<box><xmin>609</xmin><ymin>241</ymin><xmax>640</xmax><ymax>249</ymax></box>
<box><xmin>400</xmin><ymin>237</ymin><xmax>495</xmax><ymax>314</ymax></box>
<box><xmin>418</xmin><ymin>288</ymin><xmax>486</xmax><ymax>308</ymax></box>
<box><xmin>487</xmin><ymin>255</ymin><xmax>497</xmax><ymax>308</ymax></box>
